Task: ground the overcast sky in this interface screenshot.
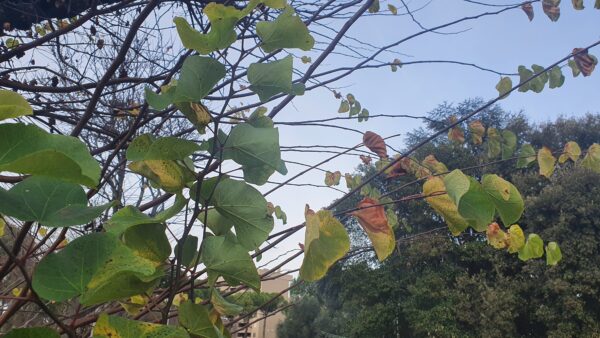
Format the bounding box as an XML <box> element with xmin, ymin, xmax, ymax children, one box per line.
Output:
<box><xmin>253</xmin><ymin>1</ymin><xmax>600</xmax><ymax>274</ymax></box>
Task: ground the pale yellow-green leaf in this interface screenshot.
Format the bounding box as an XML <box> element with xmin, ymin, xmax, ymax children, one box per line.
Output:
<box><xmin>546</xmin><ymin>241</ymin><xmax>562</xmax><ymax>265</ymax></box>
<box><xmin>423</xmin><ymin>177</ymin><xmax>468</xmax><ymax>236</ymax></box>
<box><xmin>495</xmin><ymin>77</ymin><xmax>512</xmax><ymax>99</ymax></box>
<box><xmin>558</xmin><ymin>141</ymin><xmax>581</xmax><ymax>163</ymax></box>
<box><xmin>507</xmin><ymin>224</ymin><xmax>525</xmax><ymax>253</ymax></box>
<box><xmin>581</xmin><ymin>143</ymin><xmax>600</xmax><ymax>173</ymax></box>
<box><xmin>300</xmin><ymin>207</ymin><xmax>350</xmax><ymax>281</ymax></box>
<box><xmin>518</xmin><ymin>234</ymin><xmax>544</xmax><ymax>261</ymax></box>
<box><xmin>388</xmin><ymin>4</ymin><xmax>398</xmax><ymax>15</ymax></box>
<box><xmin>93</xmin><ymin>313</ymin><xmax>189</xmax><ymax>338</ymax></box>
<box><xmin>538</xmin><ymin>146</ymin><xmax>556</xmax><ymax>178</ymax></box>
<box><xmin>0</xmin><ymin>90</ymin><xmax>33</xmax><ymax>121</ymax></box>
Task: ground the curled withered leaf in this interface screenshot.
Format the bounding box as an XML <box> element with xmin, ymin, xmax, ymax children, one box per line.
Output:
<box><xmin>573</xmin><ymin>48</ymin><xmax>597</xmax><ymax>76</ymax></box>
<box><xmin>468</xmin><ymin>120</ymin><xmax>485</xmax><ymax>145</ymax></box>
<box><xmin>324</xmin><ymin>170</ymin><xmax>341</xmax><ymax>186</ymax></box>
<box><xmin>522</xmin><ymin>3</ymin><xmax>534</xmax><ymax>21</ymax></box>
<box><xmin>542</xmin><ymin>0</ymin><xmax>560</xmax><ymax>21</ymax></box>
<box><xmin>363</xmin><ymin>131</ymin><xmax>388</xmax><ymax>158</ymax></box>
<box><xmin>422</xmin><ymin>154</ymin><xmax>448</xmax><ymax>174</ymax></box>
<box><xmin>388</xmin><ymin>157</ymin><xmax>411</xmax><ymax>178</ymax></box>
<box><xmin>352</xmin><ymin>198</ymin><xmax>388</xmax><ymax>233</ymax></box>
<box><xmin>446</xmin><ymin>115</ymin><xmax>465</xmax><ymax>144</ymax></box>
<box><xmin>486</xmin><ymin>222</ymin><xmax>508</xmax><ymax>249</ymax></box>
<box><xmin>360</xmin><ymin>155</ymin><xmax>372</xmax><ymax>165</ymax></box>
<box><xmin>352</xmin><ymin>197</ymin><xmax>395</xmax><ymax>261</ymax></box>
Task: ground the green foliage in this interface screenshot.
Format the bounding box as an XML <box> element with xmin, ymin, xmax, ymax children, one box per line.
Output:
<box><xmin>127</xmin><ymin>134</ymin><xmax>199</xmax><ymax>161</ymax></box>
<box><xmin>174</xmin><ymin>56</ymin><xmax>226</xmax><ymax>102</ymax></box>
<box><xmin>4</xmin><ymin>328</ymin><xmax>60</xmax><ymax>338</ymax></box>
<box><xmin>123</xmin><ymin>223</ymin><xmax>171</xmax><ymax>263</ymax></box>
<box><xmin>516</xmin><ymin>143</ymin><xmax>536</xmax><ymax>168</ymax></box>
<box><xmin>93</xmin><ymin>313</ymin><xmax>189</xmax><ymax>338</ymax></box>
<box><xmin>32</xmin><ymin>232</ymin><xmax>160</xmax><ymax>305</ymax></box>
<box><xmin>495</xmin><ymin>76</ymin><xmax>512</xmax><ymax>98</ymax></box>
<box><xmin>0</xmin><ymin>123</ymin><xmax>100</xmax><ymax>187</ymax></box>
<box><xmin>210</xmin><ymin>288</ymin><xmax>243</xmax><ymax>316</ymax></box>
<box><xmin>256</xmin><ymin>7</ymin><xmax>315</xmax><ymax>53</ymax></box>
<box><xmin>444</xmin><ymin>170</ymin><xmax>494</xmax><ymax>231</ymax></box>
<box><xmin>222</xmin><ymin>117</ymin><xmax>285</xmax><ymax>185</ymax></box>
<box><xmin>248</xmin><ymin>55</ymin><xmax>305</xmax><ymax>102</ymax></box>
<box><xmin>4</xmin><ymin>0</ymin><xmax>598</xmax><ymax>332</ymax></box>
<box><xmin>481</xmin><ymin>174</ymin><xmax>524</xmax><ymax>226</ymax></box>
<box><xmin>105</xmin><ymin>205</ymin><xmax>161</xmax><ymax>235</ymax></box>
<box><xmin>0</xmin><ymin>176</ymin><xmax>113</xmax><ymax>227</ymax></box>
<box><xmin>174</xmin><ymin>235</ymin><xmax>198</xmax><ymax>267</ymax></box>
<box><xmin>178</xmin><ymin>301</ymin><xmax>219</xmax><ymax>338</ymax></box>
<box><xmin>0</xmin><ymin>90</ymin><xmax>32</xmax><ymax>120</ymax></box>
<box><xmin>200</xmin><ymin>235</ymin><xmax>260</xmax><ymax>290</ymax></box>
<box><xmin>198</xmin><ymin>177</ymin><xmax>274</xmax><ymax>250</ymax></box>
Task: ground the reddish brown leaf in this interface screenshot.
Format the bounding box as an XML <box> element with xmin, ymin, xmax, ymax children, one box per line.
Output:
<box><xmin>468</xmin><ymin>120</ymin><xmax>485</xmax><ymax>145</ymax></box>
<box><xmin>542</xmin><ymin>0</ymin><xmax>560</xmax><ymax>21</ymax></box>
<box><xmin>573</xmin><ymin>48</ymin><xmax>597</xmax><ymax>76</ymax></box>
<box><xmin>363</xmin><ymin>131</ymin><xmax>388</xmax><ymax>158</ymax></box>
<box><xmin>388</xmin><ymin>157</ymin><xmax>411</xmax><ymax>178</ymax></box>
<box><xmin>352</xmin><ymin>197</ymin><xmax>389</xmax><ymax>234</ymax></box>
<box><xmin>447</xmin><ymin>116</ymin><xmax>465</xmax><ymax>144</ymax></box>
<box><xmin>522</xmin><ymin>3</ymin><xmax>534</xmax><ymax>21</ymax></box>
<box><xmin>360</xmin><ymin>155</ymin><xmax>372</xmax><ymax>165</ymax></box>
<box><xmin>352</xmin><ymin>197</ymin><xmax>395</xmax><ymax>260</ymax></box>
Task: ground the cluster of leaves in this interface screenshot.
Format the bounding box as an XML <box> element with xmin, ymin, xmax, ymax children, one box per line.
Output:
<box><xmin>301</xmin><ymin>109</ymin><xmax>600</xmax><ymax>282</ymax></box>
<box><xmin>337</xmin><ymin>93</ymin><xmax>370</xmax><ymax>122</ymax></box>
<box><xmin>493</xmin><ymin>2</ymin><xmax>599</xmax><ymax>97</ymax></box>
<box><xmin>280</xmin><ymin>110</ymin><xmax>600</xmax><ymax>338</ymax></box>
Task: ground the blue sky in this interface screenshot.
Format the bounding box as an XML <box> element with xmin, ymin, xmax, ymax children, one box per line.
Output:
<box><xmin>257</xmin><ymin>1</ymin><xmax>600</xmax><ymax>272</ymax></box>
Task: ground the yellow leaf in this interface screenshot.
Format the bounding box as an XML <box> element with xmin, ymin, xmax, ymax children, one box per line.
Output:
<box><xmin>486</xmin><ymin>222</ymin><xmax>507</xmax><ymax>249</ymax></box>
<box><xmin>300</xmin><ymin>206</ymin><xmax>350</xmax><ymax>281</ymax></box>
<box><xmin>0</xmin><ymin>217</ymin><xmax>5</xmax><ymax>237</ymax></box>
<box><xmin>538</xmin><ymin>146</ymin><xmax>556</xmax><ymax>178</ymax></box>
<box><xmin>468</xmin><ymin>120</ymin><xmax>485</xmax><ymax>145</ymax></box>
<box><xmin>558</xmin><ymin>141</ymin><xmax>581</xmax><ymax>164</ymax></box>
<box><xmin>423</xmin><ymin>177</ymin><xmax>468</xmax><ymax>235</ymax></box>
<box><xmin>581</xmin><ymin>143</ymin><xmax>600</xmax><ymax>173</ymax></box>
<box><xmin>38</xmin><ymin>227</ymin><xmax>48</xmax><ymax>237</ymax></box>
<box><xmin>507</xmin><ymin>224</ymin><xmax>525</xmax><ymax>253</ymax></box>
<box><xmin>190</xmin><ymin>102</ymin><xmax>212</xmax><ymax>126</ymax></box>
<box><xmin>173</xmin><ymin>293</ymin><xmax>188</xmax><ymax>307</ymax></box>
<box><xmin>12</xmin><ymin>288</ymin><xmax>22</xmax><ymax>296</ymax></box>
<box><xmin>422</xmin><ymin>154</ymin><xmax>448</xmax><ymax>174</ymax></box>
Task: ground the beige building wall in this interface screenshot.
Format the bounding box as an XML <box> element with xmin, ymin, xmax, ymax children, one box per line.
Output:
<box><xmin>234</xmin><ymin>269</ymin><xmax>293</xmax><ymax>338</ymax></box>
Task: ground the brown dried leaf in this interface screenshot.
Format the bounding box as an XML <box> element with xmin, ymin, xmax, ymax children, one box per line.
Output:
<box><xmin>468</xmin><ymin>120</ymin><xmax>485</xmax><ymax>145</ymax></box>
<box><xmin>352</xmin><ymin>197</ymin><xmax>395</xmax><ymax>260</ymax></box>
<box><xmin>573</xmin><ymin>48</ymin><xmax>597</xmax><ymax>76</ymax></box>
<box><xmin>522</xmin><ymin>3</ymin><xmax>534</xmax><ymax>21</ymax></box>
<box><xmin>542</xmin><ymin>0</ymin><xmax>560</xmax><ymax>21</ymax></box>
<box><xmin>363</xmin><ymin>131</ymin><xmax>388</xmax><ymax>158</ymax></box>
<box><xmin>360</xmin><ymin>155</ymin><xmax>372</xmax><ymax>165</ymax></box>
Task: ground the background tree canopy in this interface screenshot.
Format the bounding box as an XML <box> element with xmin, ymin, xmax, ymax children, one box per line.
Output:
<box><xmin>278</xmin><ymin>105</ymin><xmax>600</xmax><ymax>338</ymax></box>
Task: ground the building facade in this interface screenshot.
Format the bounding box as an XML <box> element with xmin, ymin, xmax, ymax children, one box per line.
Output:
<box><xmin>234</xmin><ymin>269</ymin><xmax>293</xmax><ymax>338</ymax></box>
